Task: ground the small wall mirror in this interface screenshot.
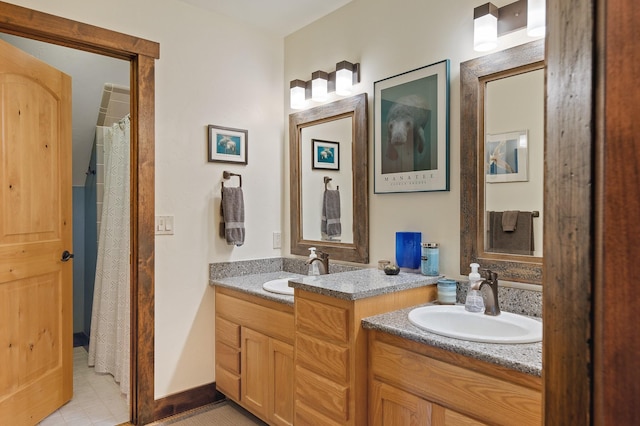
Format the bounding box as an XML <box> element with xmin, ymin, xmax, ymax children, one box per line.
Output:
<box><xmin>460</xmin><ymin>39</ymin><xmax>544</xmax><ymax>284</ymax></box>
<box><xmin>289</xmin><ymin>93</ymin><xmax>369</xmax><ymax>263</ymax></box>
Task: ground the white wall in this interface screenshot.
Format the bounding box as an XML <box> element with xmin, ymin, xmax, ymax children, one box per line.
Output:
<box><xmin>6</xmin><ymin>0</ymin><xmax>284</xmax><ymax>398</ymax></box>
<box><xmin>284</xmin><ymin>0</ymin><xmax>543</xmax><ymax>281</ymax></box>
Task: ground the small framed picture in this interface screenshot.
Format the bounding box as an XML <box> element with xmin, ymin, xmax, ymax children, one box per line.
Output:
<box><xmin>207</xmin><ymin>124</ymin><xmax>248</xmax><ymax>164</ymax></box>
<box><xmin>312</xmin><ymin>139</ymin><xmax>340</xmax><ymax>170</ymax></box>
<box><xmin>485</xmin><ymin>130</ymin><xmax>528</xmax><ymax>183</ymax></box>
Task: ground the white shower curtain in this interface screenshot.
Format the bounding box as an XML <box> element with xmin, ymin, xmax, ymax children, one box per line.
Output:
<box><xmin>88</xmin><ymin>115</ymin><xmax>130</xmax><ymax>397</ymax></box>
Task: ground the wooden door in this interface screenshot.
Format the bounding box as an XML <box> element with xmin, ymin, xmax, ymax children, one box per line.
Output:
<box><xmin>269</xmin><ymin>339</ymin><xmax>293</xmax><ymax>426</ymax></box>
<box><xmin>0</xmin><ymin>38</ymin><xmax>73</xmax><ymax>424</ymax></box>
<box><xmin>370</xmin><ymin>380</ymin><xmax>431</xmax><ymax>426</ymax></box>
<box><xmin>241</xmin><ymin>327</ymin><xmax>269</xmax><ymax>419</ymax></box>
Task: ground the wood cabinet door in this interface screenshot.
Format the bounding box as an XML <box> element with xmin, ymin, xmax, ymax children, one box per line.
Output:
<box><xmin>241</xmin><ymin>327</ymin><xmax>269</xmax><ymax>418</ymax></box>
<box><xmin>269</xmin><ymin>339</ymin><xmax>294</xmax><ymax>426</ymax></box>
<box><xmin>370</xmin><ymin>380</ymin><xmax>431</xmax><ymax>426</ymax></box>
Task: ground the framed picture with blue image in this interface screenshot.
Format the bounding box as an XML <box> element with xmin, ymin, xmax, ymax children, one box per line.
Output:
<box><xmin>312</xmin><ymin>139</ymin><xmax>340</xmax><ymax>170</ymax></box>
<box><xmin>207</xmin><ymin>124</ymin><xmax>248</xmax><ymax>164</ymax></box>
<box><xmin>485</xmin><ymin>130</ymin><xmax>528</xmax><ymax>183</ymax></box>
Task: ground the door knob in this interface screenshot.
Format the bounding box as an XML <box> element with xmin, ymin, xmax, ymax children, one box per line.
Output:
<box><xmin>61</xmin><ymin>250</ymin><xmax>75</xmax><ymax>262</ymax></box>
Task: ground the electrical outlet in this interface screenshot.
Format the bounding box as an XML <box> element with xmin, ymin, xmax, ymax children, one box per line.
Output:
<box><xmin>273</xmin><ymin>232</ymin><xmax>281</xmax><ymax>249</ymax></box>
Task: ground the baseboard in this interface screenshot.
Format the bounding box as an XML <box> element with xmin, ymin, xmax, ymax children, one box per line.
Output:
<box><xmin>153</xmin><ymin>382</ymin><xmax>225</xmax><ymax>421</ymax></box>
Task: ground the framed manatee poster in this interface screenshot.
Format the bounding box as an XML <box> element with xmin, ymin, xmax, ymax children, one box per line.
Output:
<box><xmin>373</xmin><ymin>59</ymin><xmax>450</xmax><ymax>193</ymax></box>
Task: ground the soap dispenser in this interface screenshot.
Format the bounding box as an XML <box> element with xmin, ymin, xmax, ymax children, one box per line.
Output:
<box><xmin>465</xmin><ymin>263</ymin><xmax>485</xmax><ymax>313</ymax></box>
<box><xmin>308</xmin><ymin>247</ymin><xmax>320</xmax><ymax>276</ymax></box>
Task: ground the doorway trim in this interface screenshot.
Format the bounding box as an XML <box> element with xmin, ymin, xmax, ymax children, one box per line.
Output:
<box><xmin>0</xmin><ymin>2</ymin><xmax>158</xmax><ymax>424</ymax></box>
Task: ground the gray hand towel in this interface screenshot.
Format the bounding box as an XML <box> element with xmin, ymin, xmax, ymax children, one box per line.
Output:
<box><xmin>502</xmin><ymin>210</ymin><xmax>520</xmax><ymax>232</ymax></box>
<box><xmin>321</xmin><ymin>189</ymin><xmax>341</xmax><ymax>238</ymax></box>
<box><xmin>221</xmin><ymin>187</ymin><xmax>245</xmax><ymax>246</ymax></box>
<box><xmin>488</xmin><ymin>211</ymin><xmax>534</xmax><ymax>255</ymax></box>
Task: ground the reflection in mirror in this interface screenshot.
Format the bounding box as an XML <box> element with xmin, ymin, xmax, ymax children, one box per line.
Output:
<box><xmin>484</xmin><ymin>68</ymin><xmax>544</xmax><ymax>257</ymax></box>
<box><xmin>290</xmin><ymin>93</ymin><xmax>369</xmax><ymax>264</ymax></box>
<box><xmin>301</xmin><ymin>117</ymin><xmax>354</xmax><ymax>243</ymax></box>
<box><xmin>460</xmin><ymin>39</ymin><xmax>544</xmax><ymax>284</ymax></box>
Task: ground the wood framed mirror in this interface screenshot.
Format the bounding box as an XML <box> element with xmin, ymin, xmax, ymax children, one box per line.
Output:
<box><xmin>460</xmin><ymin>39</ymin><xmax>544</xmax><ymax>284</ymax></box>
<box><xmin>289</xmin><ymin>93</ymin><xmax>369</xmax><ymax>264</ymax></box>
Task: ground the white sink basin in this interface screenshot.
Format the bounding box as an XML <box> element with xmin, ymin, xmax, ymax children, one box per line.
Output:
<box><xmin>408</xmin><ymin>305</ymin><xmax>542</xmax><ymax>344</ymax></box>
<box><xmin>262</xmin><ymin>278</ymin><xmax>294</xmax><ymax>296</ymax></box>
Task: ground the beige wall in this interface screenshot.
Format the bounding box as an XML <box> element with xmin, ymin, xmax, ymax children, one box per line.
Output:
<box><xmin>284</xmin><ymin>0</ymin><xmax>542</xmax><ymax>280</ymax></box>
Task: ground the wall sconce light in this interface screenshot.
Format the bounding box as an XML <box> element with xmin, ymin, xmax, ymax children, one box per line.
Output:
<box><xmin>290</xmin><ymin>60</ymin><xmax>361</xmax><ymax>109</ymax></box>
<box><xmin>526</xmin><ymin>0</ymin><xmax>545</xmax><ymax>37</ymax></box>
<box><xmin>335</xmin><ymin>60</ymin><xmax>356</xmax><ymax>96</ymax></box>
<box><xmin>290</xmin><ymin>79</ymin><xmax>308</xmax><ymax>109</ymax></box>
<box><xmin>311</xmin><ymin>70</ymin><xmax>329</xmax><ymax>102</ymax></box>
<box><xmin>473</xmin><ymin>3</ymin><xmax>498</xmax><ymax>52</ymax></box>
<box><xmin>473</xmin><ymin>0</ymin><xmax>545</xmax><ymax>52</ymax></box>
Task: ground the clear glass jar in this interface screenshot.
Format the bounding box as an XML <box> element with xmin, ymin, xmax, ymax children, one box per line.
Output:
<box><xmin>421</xmin><ymin>242</ymin><xmax>439</xmax><ymax>276</ymax></box>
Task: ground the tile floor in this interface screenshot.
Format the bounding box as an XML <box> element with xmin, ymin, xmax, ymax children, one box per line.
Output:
<box><xmin>38</xmin><ymin>346</ymin><xmax>129</xmax><ymax>426</ymax></box>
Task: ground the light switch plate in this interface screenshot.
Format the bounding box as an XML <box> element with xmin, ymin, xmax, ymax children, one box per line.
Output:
<box><xmin>273</xmin><ymin>232</ymin><xmax>281</xmax><ymax>249</ymax></box>
<box><xmin>156</xmin><ymin>215</ymin><xmax>174</xmax><ymax>235</ymax></box>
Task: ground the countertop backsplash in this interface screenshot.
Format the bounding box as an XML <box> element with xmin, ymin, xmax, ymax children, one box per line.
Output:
<box><xmin>209</xmin><ymin>257</ymin><xmax>361</xmax><ymax>280</ymax></box>
<box><xmin>209</xmin><ymin>258</ymin><xmax>542</xmax><ymax>317</ymax></box>
<box><xmin>457</xmin><ymin>281</ymin><xmax>542</xmax><ymax>318</ymax></box>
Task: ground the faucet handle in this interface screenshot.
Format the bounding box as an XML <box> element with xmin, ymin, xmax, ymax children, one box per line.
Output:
<box><xmin>482</xmin><ymin>269</ymin><xmax>498</xmax><ymax>281</ymax></box>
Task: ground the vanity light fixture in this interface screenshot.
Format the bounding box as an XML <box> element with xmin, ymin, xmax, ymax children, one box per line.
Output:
<box><xmin>335</xmin><ymin>60</ymin><xmax>355</xmax><ymax>96</ymax></box>
<box><xmin>473</xmin><ymin>0</ymin><xmax>545</xmax><ymax>52</ymax></box>
<box><xmin>290</xmin><ymin>79</ymin><xmax>307</xmax><ymax>109</ymax></box>
<box><xmin>473</xmin><ymin>3</ymin><xmax>498</xmax><ymax>52</ymax></box>
<box><xmin>526</xmin><ymin>0</ymin><xmax>545</xmax><ymax>37</ymax></box>
<box><xmin>311</xmin><ymin>70</ymin><xmax>329</xmax><ymax>102</ymax></box>
<box><xmin>289</xmin><ymin>60</ymin><xmax>361</xmax><ymax>109</ymax></box>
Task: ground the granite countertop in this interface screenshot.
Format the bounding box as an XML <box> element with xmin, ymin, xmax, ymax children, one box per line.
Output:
<box><xmin>288</xmin><ymin>268</ymin><xmax>440</xmax><ymax>301</ymax></box>
<box><xmin>210</xmin><ymin>271</ymin><xmax>305</xmax><ymax>306</ymax></box>
<box><xmin>211</xmin><ymin>268</ymin><xmax>540</xmax><ymax>376</ymax></box>
<box><xmin>362</xmin><ymin>304</ymin><xmax>542</xmax><ymax>377</ymax></box>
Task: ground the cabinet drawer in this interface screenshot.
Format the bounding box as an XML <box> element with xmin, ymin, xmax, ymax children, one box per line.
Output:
<box><xmin>216</xmin><ymin>316</ymin><xmax>240</xmax><ymax>347</ymax></box>
<box><xmin>295</xmin><ymin>365</ymin><xmax>348</xmax><ymax>422</ymax></box>
<box><xmin>217</xmin><ymin>291</ymin><xmax>294</xmax><ymax>344</ymax></box>
<box><xmin>370</xmin><ymin>339</ymin><xmax>541</xmax><ymax>425</ymax></box>
<box><xmin>296</xmin><ymin>298</ymin><xmax>349</xmax><ymax>343</ymax></box>
<box><xmin>216</xmin><ymin>366</ymin><xmax>240</xmax><ymax>401</ymax></box>
<box><xmin>295</xmin><ymin>402</ymin><xmax>344</xmax><ymax>426</ymax></box>
<box><xmin>216</xmin><ymin>341</ymin><xmax>240</xmax><ymax>374</ymax></box>
<box><xmin>296</xmin><ymin>333</ymin><xmax>349</xmax><ymax>384</ymax></box>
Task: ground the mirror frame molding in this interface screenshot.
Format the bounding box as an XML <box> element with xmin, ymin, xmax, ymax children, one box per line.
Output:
<box><xmin>289</xmin><ymin>93</ymin><xmax>369</xmax><ymax>264</ymax></box>
<box><xmin>460</xmin><ymin>39</ymin><xmax>544</xmax><ymax>284</ymax></box>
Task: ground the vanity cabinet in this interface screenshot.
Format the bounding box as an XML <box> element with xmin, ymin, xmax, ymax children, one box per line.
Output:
<box><xmin>368</xmin><ymin>330</ymin><xmax>542</xmax><ymax>425</ymax></box>
<box><xmin>294</xmin><ymin>285</ymin><xmax>436</xmax><ymax>426</ymax></box>
<box><xmin>215</xmin><ymin>287</ymin><xmax>294</xmax><ymax>426</ymax></box>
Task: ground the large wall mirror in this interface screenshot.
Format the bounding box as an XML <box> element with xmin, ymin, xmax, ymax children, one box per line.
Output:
<box><xmin>460</xmin><ymin>39</ymin><xmax>544</xmax><ymax>284</ymax></box>
<box><xmin>289</xmin><ymin>93</ymin><xmax>369</xmax><ymax>263</ymax></box>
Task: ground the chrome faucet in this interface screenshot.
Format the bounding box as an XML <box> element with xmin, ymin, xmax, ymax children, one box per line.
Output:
<box><xmin>306</xmin><ymin>251</ymin><xmax>330</xmax><ymax>274</ymax></box>
<box><xmin>479</xmin><ymin>269</ymin><xmax>501</xmax><ymax>316</ymax></box>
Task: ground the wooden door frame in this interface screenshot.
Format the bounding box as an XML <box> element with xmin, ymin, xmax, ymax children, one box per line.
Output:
<box><xmin>0</xmin><ymin>2</ymin><xmax>158</xmax><ymax>424</ymax></box>
<box><xmin>544</xmin><ymin>0</ymin><xmax>640</xmax><ymax>424</ymax></box>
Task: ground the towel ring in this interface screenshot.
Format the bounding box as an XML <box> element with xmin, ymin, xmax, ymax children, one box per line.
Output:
<box><xmin>222</xmin><ymin>171</ymin><xmax>242</xmax><ymax>188</ymax></box>
<box><xmin>324</xmin><ymin>176</ymin><xmax>339</xmax><ymax>191</ymax></box>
